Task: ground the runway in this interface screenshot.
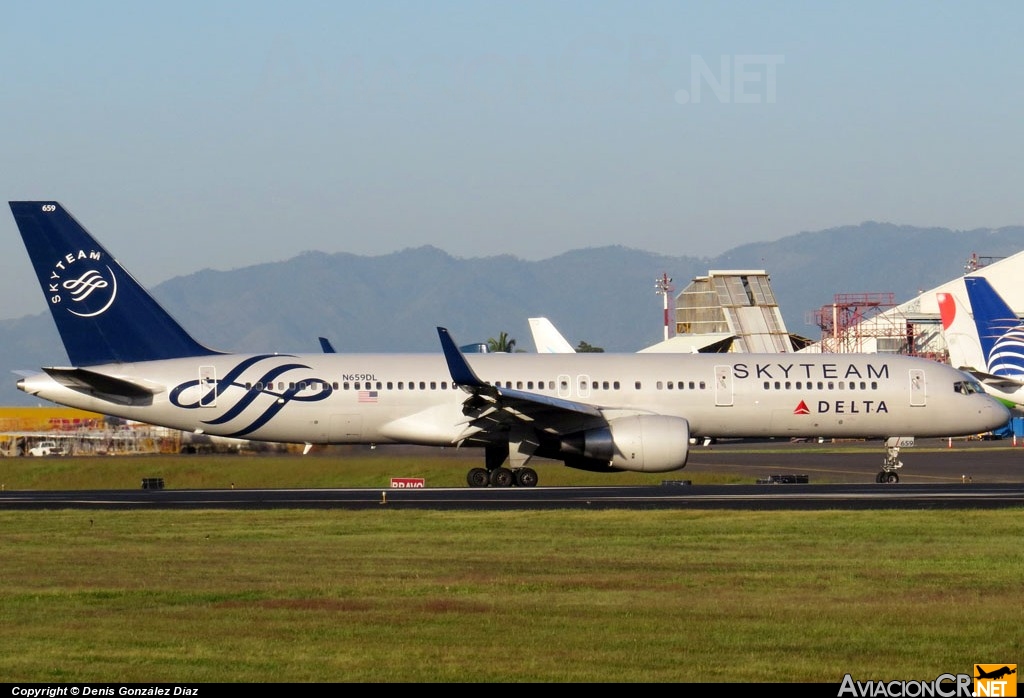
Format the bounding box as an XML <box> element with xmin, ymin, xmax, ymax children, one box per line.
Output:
<box><xmin>2</xmin><ymin>438</ymin><xmax>1023</xmax><ymax>510</ymax></box>
<box><xmin>2</xmin><ymin>481</ymin><xmax>1024</xmax><ymax>510</ymax></box>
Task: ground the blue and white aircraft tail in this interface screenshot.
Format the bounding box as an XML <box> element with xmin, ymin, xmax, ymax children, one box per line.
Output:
<box><xmin>964</xmin><ymin>276</ymin><xmax>1024</xmax><ymax>379</ymax></box>
<box><xmin>938</xmin><ymin>276</ymin><xmax>1024</xmax><ymax>411</ymax></box>
<box><xmin>9</xmin><ymin>201</ymin><xmax>1010</xmax><ymax>485</ymax></box>
<box><xmin>9</xmin><ymin>202</ymin><xmax>220</xmax><ymax>367</ymax></box>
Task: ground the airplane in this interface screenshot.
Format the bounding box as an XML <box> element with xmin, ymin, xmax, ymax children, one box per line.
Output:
<box><xmin>9</xmin><ymin>201</ymin><xmax>1010</xmax><ymax>486</ymax></box>
<box><xmin>975</xmin><ymin>666</ymin><xmax>1016</xmax><ymax>680</ymax></box>
<box><xmin>937</xmin><ymin>277</ymin><xmax>1024</xmax><ymax>411</ymax></box>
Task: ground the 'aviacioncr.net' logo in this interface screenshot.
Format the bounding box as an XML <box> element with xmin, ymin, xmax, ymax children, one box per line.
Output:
<box><xmin>47</xmin><ymin>250</ymin><xmax>118</xmax><ymax>318</ymax></box>
<box><xmin>975</xmin><ymin>664</ymin><xmax>1017</xmax><ymax>697</ymax></box>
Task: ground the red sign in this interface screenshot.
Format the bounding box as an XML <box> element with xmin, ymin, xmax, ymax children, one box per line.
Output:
<box><xmin>390</xmin><ymin>478</ymin><xmax>425</xmax><ymax>488</ymax></box>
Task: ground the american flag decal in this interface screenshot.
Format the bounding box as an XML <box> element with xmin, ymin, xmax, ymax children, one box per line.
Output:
<box><xmin>358</xmin><ymin>390</ymin><xmax>379</xmax><ymax>403</ymax></box>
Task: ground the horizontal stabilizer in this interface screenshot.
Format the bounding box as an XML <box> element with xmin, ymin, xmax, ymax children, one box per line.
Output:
<box><xmin>43</xmin><ymin>367</ymin><xmax>160</xmax><ymax>406</ymax></box>
<box><xmin>963</xmin><ymin>367</ymin><xmax>1024</xmax><ymax>391</ymax></box>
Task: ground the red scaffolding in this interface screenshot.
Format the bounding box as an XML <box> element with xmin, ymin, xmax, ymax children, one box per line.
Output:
<box><xmin>811</xmin><ymin>292</ymin><xmax>912</xmax><ymax>354</ymax></box>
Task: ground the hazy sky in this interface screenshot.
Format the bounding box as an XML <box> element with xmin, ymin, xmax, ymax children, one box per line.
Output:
<box><xmin>2</xmin><ymin>1</ymin><xmax>1022</xmax><ymax>320</ymax></box>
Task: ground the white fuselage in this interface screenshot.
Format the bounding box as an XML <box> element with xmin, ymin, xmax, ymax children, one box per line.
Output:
<box><xmin>18</xmin><ymin>351</ymin><xmax>1008</xmax><ymax>446</ymax></box>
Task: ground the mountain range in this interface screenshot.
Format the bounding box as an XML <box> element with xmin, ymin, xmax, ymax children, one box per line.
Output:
<box><xmin>4</xmin><ymin>220</ymin><xmax>1024</xmax><ymax>407</ymax></box>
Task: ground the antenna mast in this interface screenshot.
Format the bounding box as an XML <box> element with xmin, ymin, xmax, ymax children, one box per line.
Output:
<box><xmin>655</xmin><ymin>273</ymin><xmax>674</xmax><ymax>342</ymax></box>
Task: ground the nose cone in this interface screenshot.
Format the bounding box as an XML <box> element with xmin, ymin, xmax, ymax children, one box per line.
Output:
<box><xmin>981</xmin><ymin>396</ymin><xmax>1012</xmax><ymax>432</ymax></box>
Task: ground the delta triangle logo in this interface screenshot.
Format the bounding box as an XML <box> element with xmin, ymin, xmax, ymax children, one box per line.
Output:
<box><xmin>794</xmin><ymin>400</ymin><xmax>810</xmax><ymax>415</ymax></box>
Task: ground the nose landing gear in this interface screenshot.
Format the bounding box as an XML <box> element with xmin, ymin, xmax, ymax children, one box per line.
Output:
<box><xmin>877</xmin><ymin>437</ymin><xmax>907</xmax><ymax>484</ymax></box>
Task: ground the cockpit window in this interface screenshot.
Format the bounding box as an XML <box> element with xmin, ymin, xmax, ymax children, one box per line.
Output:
<box><xmin>954</xmin><ymin>380</ymin><xmax>984</xmax><ymax>395</ymax></box>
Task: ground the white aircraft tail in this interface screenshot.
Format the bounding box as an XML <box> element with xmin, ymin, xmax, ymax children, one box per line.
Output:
<box><xmin>936</xmin><ymin>289</ymin><xmax>986</xmax><ymax>371</ymax></box>
<box><xmin>528</xmin><ymin>317</ymin><xmax>575</xmax><ymax>353</ymax></box>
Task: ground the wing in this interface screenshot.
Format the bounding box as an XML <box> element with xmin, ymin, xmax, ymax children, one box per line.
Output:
<box><xmin>435</xmin><ymin>327</ymin><xmax>649</xmax><ymax>455</ymax></box>
<box><xmin>438</xmin><ymin>326</ymin><xmax>604</xmax><ymax>426</ymax></box>
<box><xmin>436</xmin><ymin>327</ymin><xmax>692</xmax><ymax>473</ymax></box>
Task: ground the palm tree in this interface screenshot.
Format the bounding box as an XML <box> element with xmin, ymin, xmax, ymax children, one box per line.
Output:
<box><xmin>487</xmin><ymin>331</ymin><xmax>517</xmax><ymax>353</ymax></box>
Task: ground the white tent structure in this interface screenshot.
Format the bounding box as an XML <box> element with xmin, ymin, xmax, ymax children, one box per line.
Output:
<box><xmin>800</xmin><ymin>250</ymin><xmax>1024</xmax><ymax>356</ymax></box>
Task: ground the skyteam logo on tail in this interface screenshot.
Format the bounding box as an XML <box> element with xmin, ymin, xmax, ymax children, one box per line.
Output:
<box><xmin>46</xmin><ymin>250</ymin><xmax>118</xmax><ymax>318</ymax></box>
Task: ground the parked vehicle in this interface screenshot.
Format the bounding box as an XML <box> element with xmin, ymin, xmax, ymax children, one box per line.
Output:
<box><xmin>28</xmin><ymin>440</ymin><xmax>64</xmax><ymax>457</ymax></box>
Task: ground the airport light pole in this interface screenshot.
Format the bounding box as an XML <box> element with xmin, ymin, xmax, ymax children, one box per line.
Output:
<box><xmin>655</xmin><ymin>273</ymin><xmax>674</xmax><ymax>342</ymax></box>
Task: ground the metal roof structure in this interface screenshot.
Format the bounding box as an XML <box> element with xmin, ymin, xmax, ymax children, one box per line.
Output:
<box><xmin>671</xmin><ymin>270</ymin><xmax>804</xmax><ymax>353</ymax></box>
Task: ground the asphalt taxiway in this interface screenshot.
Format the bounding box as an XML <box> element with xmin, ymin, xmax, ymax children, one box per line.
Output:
<box><xmin>2</xmin><ymin>439</ymin><xmax>1023</xmax><ymax>510</ymax></box>
<box><xmin>1</xmin><ymin>481</ymin><xmax>1023</xmax><ymax>510</ymax></box>
<box><xmin>0</xmin><ymin>440</ymin><xmax>1019</xmax><ymax>511</ymax></box>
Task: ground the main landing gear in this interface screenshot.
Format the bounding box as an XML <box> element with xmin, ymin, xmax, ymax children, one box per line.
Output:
<box><xmin>466</xmin><ymin>466</ymin><xmax>539</xmax><ymax>488</ymax></box>
<box><xmin>466</xmin><ymin>442</ymin><xmax>540</xmax><ymax>487</ymax></box>
<box><xmin>876</xmin><ymin>438</ymin><xmax>906</xmax><ymax>484</ymax></box>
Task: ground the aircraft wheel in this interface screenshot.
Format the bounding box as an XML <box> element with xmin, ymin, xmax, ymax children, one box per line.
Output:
<box><xmin>467</xmin><ymin>468</ymin><xmax>490</xmax><ymax>488</ymax></box>
<box><xmin>514</xmin><ymin>467</ymin><xmax>538</xmax><ymax>488</ymax></box>
<box><xmin>886</xmin><ymin>472</ymin><xmax>899</xmax><ymax>484</ymax></box>
<box><xmin>489</xmin><ymin>467</ymin><xmax>514</xmax><ymax>487</ymax></box>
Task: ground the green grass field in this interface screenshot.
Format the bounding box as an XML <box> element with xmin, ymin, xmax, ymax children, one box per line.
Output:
<box><xmin>0</xmin><ymin>451</ymin><xmax>1021</xmax><ymax>683</ymax></box>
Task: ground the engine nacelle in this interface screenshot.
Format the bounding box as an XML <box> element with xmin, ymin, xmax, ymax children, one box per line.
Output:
<box><xmin>560</xmin><ymin>415</ymin><xmax>690</xmax><ymax>473</ymax></box>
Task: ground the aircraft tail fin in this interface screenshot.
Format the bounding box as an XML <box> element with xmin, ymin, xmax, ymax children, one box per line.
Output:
<box><xmin>9</xmin><ymin>201</ymin><xmax>221</xmax><ymax>366</ymax></box>
<box><xmin>528</xmin><ymin>317</ymin><xmax>576</xmax><ymax>353</ymax></box>
<box><xmin>963</xmin><ymin>276</ymin><xmax>1024</xmax><ymax>376</ymax></box>
<box><xmin>936</xmin><ymin>290</ymin><xmax>986</xmax><ymax>370</ymax></box>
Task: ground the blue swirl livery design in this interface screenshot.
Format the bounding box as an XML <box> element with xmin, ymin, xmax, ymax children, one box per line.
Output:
<box><xmin>965</xmin><ymin>276</ymin><xmax>1024</xmax><ymax>377</ymax></box>
<box><xmin>7</xmin><ymin>201</ymin><xmax>1009</xmax><ymax>486</ymax></box>
<box><xmin>169</xmin><ymin>355</ymin><xmax>334</xmax><ymax>437</ymax></box>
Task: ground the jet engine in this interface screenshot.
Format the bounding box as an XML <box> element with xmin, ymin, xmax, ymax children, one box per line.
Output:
<box><xmin>558</xmin><ymin>415</ymin><xmax>690</xmax><ymax>473</ymax></box>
